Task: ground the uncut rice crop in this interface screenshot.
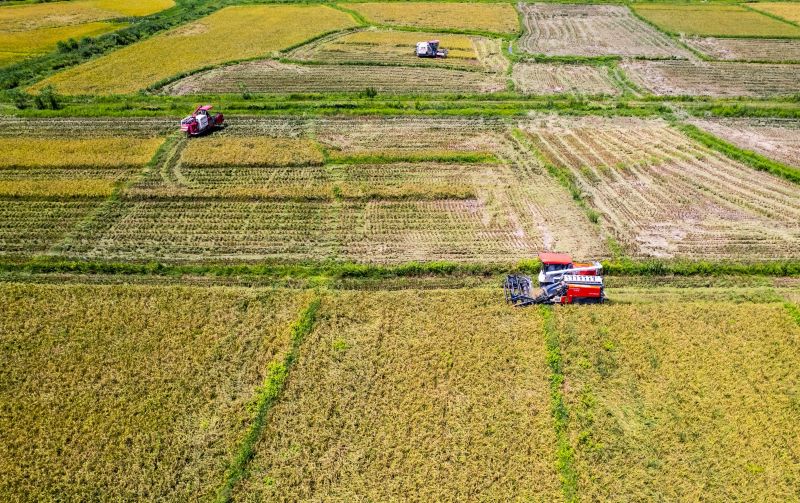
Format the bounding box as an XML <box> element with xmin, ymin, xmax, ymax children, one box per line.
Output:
<box><xmin>683</xmin><ymin>37</ymin><xmax>800</xmax><ymax>63</ymax></box>
<box><xmin>0</xmin><ymin>180</ymin><xmax>115</xmax><ymax>198</ymax></box>
<box><xmin>0</xmin><ymin>0</ymin><xmax>173</xmax><ymax>31</ymax></box>
<box><xmin>519</xmin><ymin>115</ymin><xmax>800</xmax><ymax>259</ymax></box>
<box><xmin>0</xmin><ymin>137</ymin><xmax>164</xmax><ymax>168</ymax></box>
<box><xmin>341</xmin><ymin>2</ymin><xmax>519</xmax><ymax>34</ymax></box>
<box><xmin>180</xmin><ymin>137</ymin><xmax>324</xmax><ymax>167</ymax></box>
<box><xmin>556</xmin><ymin>302</ymin><xmax>800</xmax><ymax>500</ymax></box>
<box><xmin>632</xmin><ymin>4</ymin><xmax>800</xmax><ymax>37</ymax></box>
<box><xmin>0</xmin><ymin>283</ymin><xmax>311</xmax><ymax>500</ymax></box>
<box><xmin>621</xmin><ymin>59</ymin><xmax>800</xmax><ymax>97</ymax></box>
<box><xmin>233</xmin><ymin>289</ymin><xmax>561</xmax><ymax>501</ymax></box>
<box><xmin>287</xmin><ymin>30</ymin><xmax>485</xmax><ymax>71</ymax></box>
<box><xmin>512</xmin><ymin>62</ymin><xmax>621</xmax><ymax>96</ymax></box>
<box><xmin>0</xmin><ymin>22</ymin><xmax>125</xmax><ymax>65</ymax></box>
<box><xmin>518</xmin><ymin>3</ymin><xmax>688</xmax><ymax>58</ymax></box>
<box><xmin>750</xmin><ymin>2</ymin><xmax>800</xmax><ymax>24</ymax></box>
<box><xmin>162</xmin><ymin>60</ymin><xmax>506</xmax><ymax>95</ymax></box>
<box><xmin>0</xmin><ymin>199</ymin><xmax>102</xmax><ymax>254</ymax></box>
<box><xmin>30</xmin><ymin>5</ymin><xmax>358</xmax><ymax>95</ymax></box>
<box><xmin>687</xmin><ymin>118</ymin><xmax>800</xmax><ymax>168</ymax></box>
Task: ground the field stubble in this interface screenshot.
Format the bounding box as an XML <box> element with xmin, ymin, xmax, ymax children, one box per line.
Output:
<box><xmin>687</xmin><ymin>118</ymin><xmax>800</xmax><ymax>169</ymax></box>
<box><xmin>683</xmin><ymin>36</ymin><xmax>800</xmax><ymax>62</ymax></box>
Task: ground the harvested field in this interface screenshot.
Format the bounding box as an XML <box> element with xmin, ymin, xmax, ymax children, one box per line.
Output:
<box><xmin>688</xmin><ymin>118</ymin><xmax>800</xmax><ymax>168</ymax></box>
<box><xmin>684</xmin><ymin>36</ymin><xmax>800</xmax><ymax>62</ymax></box>
<box><xmin>234</xmin><ymin>289</ymin><xmax>561</xmax><ymax>501</ymax></box>
<box><xmin>0</xmin><ymin>282</ymin><xmax>311</xmax><ymax>500</ymax></box>
<box><xmin>633</xmin><ymin>4</ymin><xmax>800</xmax><ymax>38</ymax></box>
<box><xmin>341</xmin><ymin>2</ymin><xmax>519</xmax><ymax>34</ymax></box>
<box><xmin>181</xmin><ymin>137</ymin><xmax>323</xmax><ymax>167</ymax></box>
<box><xmin>0</xmin><ymin>117</ymin><xmax>175</xmax><ymax>138</ymax></box>
<box><xmin>0</xmin><ymin>137</ymin><xmax>164</xmax><ymax>169</ymax></box>
<box><xmin>621</xmin><ymin>60</ymin><xmax>800</xmax><ymax>97</ymax></box>
<box><xmin>162</xmin><ymin>60</ymin><xmax>506</xmax><ymax>95</ymax></box>
<box><xmin>30</xmin><ymin>5</ymin><xmax>358</xmax><ymax>94</ymax></box>
<box><xmin>750</xmin><ymin>2</ymin><xmax>800</xmax><ymax>25</ymax></box>
<box><xmin>512</xmin><ymin>62</ymin><xmax>621</xmax><ymax>96</ymax></box>
<box><xmin>518</xmin><ymin>3</ymin><xmax>687</xmax><ymax>58</ymax></box>
<box><xmin>519</xmin><ymin>115</ymin><xmax>800</xmax><ymax>259</ymax></box>
<box><xmin>0</xmin><ymin>199</ymin><xmax>103</xmax><ymax>254</ymax></box>
<box><xmin>287</xmin><ymin>30</ymin><xmax>497</xmax><ymax>72</ymax></box>
<box><xmin>558</xmin><ymin>302</ymin><xmax>800</xmax><ymax>500</ymax></box>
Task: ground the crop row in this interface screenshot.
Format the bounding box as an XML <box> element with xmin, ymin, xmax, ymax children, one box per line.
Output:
<box><xmin>181</xmin><ymin>136</ymin><xmax>323</xmax><ymax>168</ymax></box>
<box><xmin>633</xmin><ymin>3</ymin><xmax>800</xmax><ymax>38</ymax></box>
<box><xmin>688</xmin><ymin>118</ymin><xmax>800</xmax><ymax>168</ymax></box>
<box><xmin>164</xmin><ymin>60</ymin><xmax>506</xmax><ymax>95</ymax></box>
<box><xmin>0</xmin><ymin>199</ymin><xmax>102</xmax><ymax>254</ymax></box>
<box><xmin>621</xmin><ymin>60</ymin><xmax>800</xmax><ymax>97</ymax></box>
<box><xmin>512</xmin><ymin>62</ymin><xmax>621</xmax><ymax>96</ymax></box>
<box><xmin>520</xmin><ymin>116</ymin><xmax>800</xmax><ymax>259</ymax></box>
<box><xmin>0</xmin><ymin>117</ymin><xmax>175</xmax><ymax>138</ymax></box>
<box><xmin>340</xmin><ymin>2</ymin><xmax>520</xmax><ymax>34</ymax></box>
<box><xmin>518</xmin><ymin>3</ymin><xmax>687</xmax><ymax>58</ymax></box>
<box><xmin>684</xmin><ymin>37</ymin><xmax>800</xmax><ymax>63</ymax></box>
<box><xmin>0</xmin><ymin>137</ymin><xmax>164</xmax><ymax>169</ymax></box>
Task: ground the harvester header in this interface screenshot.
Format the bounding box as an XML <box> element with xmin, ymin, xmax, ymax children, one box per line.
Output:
<box><xmin>504</xmin><ymin>252</ymin><xmax>605</xmax><ymax>306</ymax></box>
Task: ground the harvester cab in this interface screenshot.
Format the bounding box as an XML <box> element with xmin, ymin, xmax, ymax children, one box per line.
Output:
<box><xmin>180</xmin><ymin>105</ymin><xmax>224</xmax><ymax>137</ymax></box>
<box><xmin>504</xmin><ymin>252</ymin><xmax>605</xmax><ymax>306</ymax></box>
<box><xmin>416</xmin><ymin>40</ymin><xmax>448</xmax><ymax>58</ymax></box>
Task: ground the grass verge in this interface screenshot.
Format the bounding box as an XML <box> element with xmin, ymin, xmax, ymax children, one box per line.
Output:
<box><xmin>676</xmin><ymin>123</ymin><xmax>800</xmax><ymax>184</ymax></box>
<box><xmin>541</xmin><ymin>306</ymin><xmax>578</xmax><ymax>502</ymax></box>
<box><xmin>215</xmin><ymin>295</ymin><xmax>321</xmax><ymax>503</ymax></box>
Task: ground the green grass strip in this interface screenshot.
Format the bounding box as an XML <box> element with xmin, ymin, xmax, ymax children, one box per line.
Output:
<box><xmin>676</xmin><ymin>123</ymin><xmax>800</xmax><ymax>184</ymax></box>
<box><xmin>215</xmin><ymin>296</ymin><xmax>321</xmax><ymax>503</ymax></box>
<box><xmin>784</xmin><ymin>302</ymin><xmax>800</xmax><ymax>326</ymax></box>
<box><xmin>541</xmin><ymin>306</ymin><xmax>578</xmax><ymax>503</ymax></box>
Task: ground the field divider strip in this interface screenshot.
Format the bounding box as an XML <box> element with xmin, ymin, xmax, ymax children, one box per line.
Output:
<box><xmin>215</xmin><ymin>295</ymin><xmax>322</xmax><ymax>503</ymax></box>
<box><xmin>784</xmin><ymin>302</ymin><xmax>800</xmax><ymax>326</ymax></box>
<box><xmin>541</xmin><ymin>306</ymin><xmax>578</xmax><ymax>503</ymax></box>
<box><xmin>674</xmin><ymin>123</ymin><xmax>800</xmax><ymax>184</ymax></box>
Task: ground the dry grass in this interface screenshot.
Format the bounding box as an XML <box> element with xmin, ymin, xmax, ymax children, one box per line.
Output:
<box><xmin>0</xmin><ymin>283</ymin><xmax>311</xmax><ymax>500</ymax></box>
<box><xmin>342</xmin><ymin>2</ymin><xmax>519</xmax><ymax>33</ymax></box>
<box><xmin>557</xmin><ymin>302</ymin><xmax>800</xmax><ymax>500</ymax></box>
<box><xmin>0</xmin><ymin>137</ymin><xmax>163</xmax><ymax>168</ymax></box>
<box><xmin>519</xmin><ymin>3</ymin><xmax>688</xmax><ymax>58</ymax></box>
<box><xmin>233</xmin><ymin>289</ymin><xmax>561</xmax><ymax>501</ymax></box>
<box><xmin>512</xmin><ymin>62</ymin><xmax>621</xmax><ymax>96</ymax></box>
<box><xmin>748</xmin><ymin>2</ymin><xmax>800</xmax><ymax>25</ymax></box>
<box><xmin>181</xmin><ymin>137</ymin><xmax>324</xmax><ymax>167</ymax></box>
<box><xmin>31</xmin><ymin>5</ymin><xmax>358</xmax><ymax>94</ymax></box>
<box><xmin>633</xmin><ymin>4</ymin><xmax>800</xmax><ymax>37</ymax></box>
<box><xmin>0</xmin><ymin>179</ymin><xmax>115</xmax><ymax>197</ymax></box>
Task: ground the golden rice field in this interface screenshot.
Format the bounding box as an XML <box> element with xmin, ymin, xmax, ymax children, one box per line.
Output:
<box><xmin>30</xmin><ymin>5</ymin><xmax>358</xmax><ymax>94</ymax></box>
<box><xmin>557</xmin><ymin>302</ymin><xmax>800</xmax><ymax>500</ymax></box>
<box><xmin>0</xmin><ymin>137</ymin><xmax>164</xmax><ymax>168</ymax></box>
<box><xmin>749</xmin><ymin>2</ymin><xmax>800</xmax><ymax>24</ymax></box>
<box><xmin>181</xmin><ymin>137</ymin><xmax>324</xmax><ymax>167</ymax></box>
<box><xmin>0</xmin><ymin>22</ymin><xmax>125</xmax><ymax>65</ymax></box>
<box><xmin>0</xmin><ymin>283</ymin><xmax>312</xmax><ymax>500</ymax></box>
<box><xmin>0</xmin><ymin>0</ymin><xmax>173</xmax><ymax>31</ymax></box>
<box><xmin>0</xmin><ymin>179</ymin><xmax>115</xmax><ymax>198</ymax></box>
<box><xmin>341</xmin><ymin>2</ymin><xmax>519</xmax><ymax>34</ymax></box>
<box><xmin>633</xmin><ymin>4</ymin><xmax>800</xmax><ymax>37</ymax></box>
<box><xmin>235</xmin><ymin>289</ymin><xmax>562</xmax><ymax>501</ymax></box>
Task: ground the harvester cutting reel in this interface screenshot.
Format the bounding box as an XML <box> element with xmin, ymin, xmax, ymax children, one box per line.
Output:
<box><xmin>504</xmin><ymin>253</ymin><xmax>606</xmax><ymax>306</ymax></box>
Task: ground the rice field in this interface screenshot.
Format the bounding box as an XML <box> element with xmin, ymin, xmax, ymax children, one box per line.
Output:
<box><xmin>519</xmin><ymin>115</ymin><xmax>800</xmax><ymax>259</ymax></box>
<box><xmin>684</xmin><ymin>37</ymin><xmax>800</xmax><ymax>62</ymax></box>
<box><xmin>632</xmin><ymin>4</ymin><xmax>800</xmax><ymax>38</ymax></box>
<box><xmin>287</xmin><ymin>30</ymin><xmax>489</xmax><ymax>71</ymax></box>
<box><xmin>0</xmin><ymin>137</ymin><xmax>164</xmax><ymax>168</ymax></box>
<box><xmin>29</xmin><ymin>5</ymin><xmax>358</xmax><ymax>94</ymax></box>
<box><xmin>341</xmin><ymin>2</ymin><xmax>520</xmax><ymax>34</ymax></box>
<box><xmin>0</xmin><ymin>199</ymin><xmax>104</xmax><ymax>255</ymax></box>
<box><xmin>621</xmin><ymin>60</ymin><xmax>800</xmax><ymax>97</ymax></box>
<box><xmin>0</xmin><ymin>0</ymin><xmax>173</xmax><ymax>31</ymax></box>
<box><xmin>688</xmin><ymin>118</ymin><xmax>800</xmax><ymax>168</ymax></box>
<box><xmin>512</xmin><ymin>62</ymin><xmax>621</xmax><ymax>96</ymax></box>
<box><xmin>0</xmin><ymin>282</ymin><xmax>311</xmax><ymax>500</ymax></box>
<box><xmin>557</xmin><ymin>302</ymin><xmax>800</xmax><ymax>500</ymax></box>
<box><xmin>163</xmin><ymin>60</ymin><xmax>506</xmax><ymax>95</ymax></box>
<box><xmin>750</xmin><ymin>2</ymin><xmax>800</xmax><ymax>25</ymax></box>
<box><xmin>0</xmin><ymin>21</ymin><xmax>125</xmax><ymax>65</ymax></box>
<box><xmin>233</xmin><ymin>289</ymin><xmax>561</xmax><ymax>501</ymax></box>
<box><xmin>181</xmin><ymin>137</ymin><xmax>324</xmax><ymax>167</ymax></box>
<box><xmin>518</xmin><ymin>3</ymin><xmax>688</xmax><ymax>58</ymax></box>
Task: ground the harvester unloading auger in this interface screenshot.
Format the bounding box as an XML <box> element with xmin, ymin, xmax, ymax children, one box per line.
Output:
<box><xmin>504</xmin><ymin>253</ymin><xmax>605</xmax><ymax>306</ymax></box>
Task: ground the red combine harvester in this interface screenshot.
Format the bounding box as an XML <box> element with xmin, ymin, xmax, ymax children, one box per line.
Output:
<box><xmin>504</xmin><ymin>252</ymin><xmax>605</xmax><ymax>306</ymax></box>
<box><xmin>180</xmin><ymin>105</ymin><xmax>224</xmax><ymax>137</ymax></box>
